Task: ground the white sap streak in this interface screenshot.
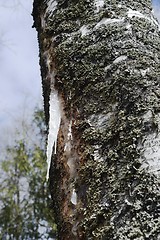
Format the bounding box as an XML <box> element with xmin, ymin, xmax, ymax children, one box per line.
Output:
<box><xmin>125</xmin><ymin>23</ymin><xmax>133</xmax><ymax>34</ymax></box>
<box><xmin>93</xmin><ymin>149</ymin><xmax>104</xmax><ymax>162</ymax></box>
<box><xmin>95</xmin><ymin>18</ymin><xmax>124</xmax><ymax>28</ymax></box>
<box><xmin>79</xmin><ymin>25</ymin><xmax>90</xmax><ymax>36</ymax></box>
<box><xmin>127</xmin><ymin>9</ymin><xmax>146</xmax><ymax>19</ymax></box>
<box><xmin>139</xmin><ymin>112</ymin><xmax>160</xmax><ymax>176</ymax></box>
<box><xmin>40</xmin><ymin>15</ymin><xmax>46</xmax><ymax>28</ymax></box>
<box><xmin>68</xmin><ymin>120</ymin><xmax>72</xmax><ymax>140</ymax></box>
<box><xmin>113</xmin><ymin>55</ymin><xmax>127</xmax><ymax>64</ymax></box>
<box><xmin>118</xmin><ymin>3</ymin><xmax>122</xmax><ymax>8</ymax></box>
<box><xmin>141</xmin><ymin>133</ymin><xmax>160</xmax><ymax>175</ymax></box>
<box><xmin>143</xmin><ymin>110</ymin><xmax>152</xmax><ymax>121</ymax></box>
<box><xmin>71</xmin><ymin>189</ymin><xmax>77</xmax><ymax>205</ymax></box>
<box><xmin>126</xmin><ymin>23</ymin><xmax>132</xmax><ymax>29</ymax></box>
<box><xmin>46</xmin><ymin>0</ymin><xmax>57</xmax><ymax>12</ymax></box>
<box><xmin>140</xmin><ymin>68</ymin><xmax>150</xmax><ymax>77</ymax></box>
<box><xmin>64</xmin><ymin>120</ymin><xmax>72</xmax><ymax>152</ymax></box>
<box><xmin>64</xmin><ymin>120</ymin><xmax>76</xmax><ymax>177</ymax></box>
<box><xmin>104</xmin><ymin>64</ymin><xmax>111</xmax><ymax>71</ymax></box>
<box><xmin>104</xmin><ymin>56</ymin><xmax>127</xmax><ymax>71</ymax></box>
<box><xmin>94</xmin><ymin>0</ymin><xmax>104</xmax><ymax>12</ymax></box>
<box><xmin>44</xmin><ymin>0</ymin><xmax>58</xmax><ymax>21</ymax></box>
<box><xmin>124</xmin><ymin>198</ymin><xmax>132</xmax><ymax>206</ymax></box>
<box><xmin>46</xmin><ymin>89</ymin><xmax>61</xmax><ymax>180</ymax></box>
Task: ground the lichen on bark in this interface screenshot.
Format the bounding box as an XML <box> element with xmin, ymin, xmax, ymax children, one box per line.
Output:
<box><xmin>33</xmin><ymin>0</ymin><xmax>160</xmax><ymax>239</ymax></box>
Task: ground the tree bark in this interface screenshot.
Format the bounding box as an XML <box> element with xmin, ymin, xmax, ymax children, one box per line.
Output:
<box><xmin>33</xmin><ymin>1</ymin><xmax>160</xmax><ymax>239</ymax></box>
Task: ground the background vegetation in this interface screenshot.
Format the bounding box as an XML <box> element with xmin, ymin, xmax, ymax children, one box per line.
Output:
<box><xmin>0</xmin><ymin>108</ymin><xmax>57</xmax><ymax>239</ymax></box>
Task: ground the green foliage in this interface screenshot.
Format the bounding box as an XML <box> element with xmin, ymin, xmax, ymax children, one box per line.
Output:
<box><xmin>0</xmin><ymin>108</ymin><xmax>56</xmax><ymax>239</ymax></box>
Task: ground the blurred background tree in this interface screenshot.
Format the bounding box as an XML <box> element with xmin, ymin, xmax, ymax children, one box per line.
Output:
<box><xmin>0</xmin><ymin>108</ymin><xmax>57</xmax><ymax>239</ymax></box>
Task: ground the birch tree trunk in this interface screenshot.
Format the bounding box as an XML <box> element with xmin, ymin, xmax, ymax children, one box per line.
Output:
<box><xmin>33</xmin><ymin>0</ymin><xmax>160</xmax><ymax>239</ymax></box>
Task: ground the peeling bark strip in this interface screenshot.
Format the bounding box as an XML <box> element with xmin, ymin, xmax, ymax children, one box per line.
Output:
<box><xmin>33</xmin><ymin>0</ymin><xmax>160</xmax><ymax>239</ymax></box>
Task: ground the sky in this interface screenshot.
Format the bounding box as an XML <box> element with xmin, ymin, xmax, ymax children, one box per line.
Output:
<box><xmin>0</xmin><ymin>0</ymin><xmax>159</xmax><ymax>147</ymax></box>
<box><xmin>153</xmin><ymin>0</ymin><xmax>160</xmax><ymax>19</ymax></box>
<box><xmin>0</xmin><ymin>0</ymin><xmax>42</xmax><ymax>147</ymax></box>
<box><xmin>0</xmin><ymin>1</ymin><xmax>41</xmax><ymax>127</ymax></box>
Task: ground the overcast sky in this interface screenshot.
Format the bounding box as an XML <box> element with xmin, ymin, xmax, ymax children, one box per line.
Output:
<box><xmin>0</xmin><ymin>1</ymin><xmax>41</xmax><ymax>128</ymax></box>
<box><xmin>0</xmin><ymin>0</ymin><xmax>159</xmax><ymax>146</ymax></box>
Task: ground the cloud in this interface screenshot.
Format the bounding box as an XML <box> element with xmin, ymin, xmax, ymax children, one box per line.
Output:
<box><xmin>0</xmin><ymin>1</ymin><xmax>42</xmax><ymax>121</ymax></box>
